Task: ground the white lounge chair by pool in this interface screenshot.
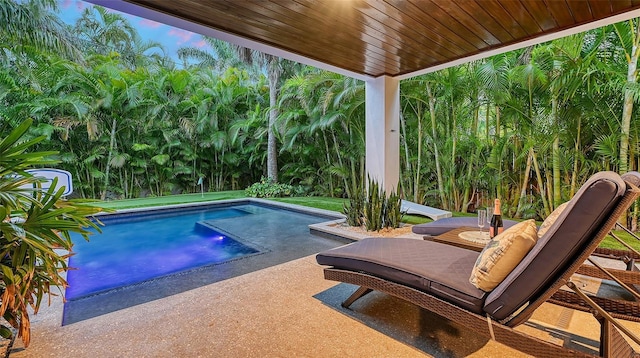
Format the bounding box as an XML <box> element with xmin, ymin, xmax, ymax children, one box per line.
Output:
<box><xmin>400</xmin><ymin>200</ymin><xmax>452</xmax><ymax>221</ymax></box>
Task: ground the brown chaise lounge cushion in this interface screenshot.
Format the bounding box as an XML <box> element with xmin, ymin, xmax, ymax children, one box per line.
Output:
<box><xmin>316</xmin><ymin>238</ymin><xmax>487</xmax><ymax>312</ymax></box>
<box><xmin>317</xmin><ymin>171</ymin><xmax>626</xmax><ymax>323</ymax></box>
<box><xmin>537</xmin><ymin>202</ymin><xmax>568</xmax><ymax>238</ymax></box>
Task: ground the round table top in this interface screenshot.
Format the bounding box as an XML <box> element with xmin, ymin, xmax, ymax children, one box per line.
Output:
<box><xmin>458</xmin><ymin>230</ymin><xmax>491</xmax><ymax>244</ymax></box>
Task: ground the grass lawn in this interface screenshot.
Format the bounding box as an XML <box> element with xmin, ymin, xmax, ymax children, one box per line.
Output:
<box><xmin>600</xmin><ymin>231</ymin><xmax>640</xmax><ymax>251</ymax></box>
<box><xmin>84</xmin><ymin>193</ymin><xmax>640</xmax><ymax>251</ymax></box>
<box><xmin>85</xmin><ymin>190</ymin><xmax>247</xmax><ymax>210</ymax></box>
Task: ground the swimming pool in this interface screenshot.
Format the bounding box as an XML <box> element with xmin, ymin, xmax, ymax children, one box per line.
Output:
<box><xmin>66</xmin><ymin>207</ymin><xmax>261</xmax><ymax>300</ymax></box>
<box><xmin>63</xmin><ymin>200</ymin><xmax>345</xmax><ymax>324</ymax></box>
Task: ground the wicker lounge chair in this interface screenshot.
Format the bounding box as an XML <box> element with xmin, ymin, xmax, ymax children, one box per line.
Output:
<box><xmin>317</xmin><ymin>171</ymin><xmax>640</xmax><ymax>357</ymax></box>
<box><xmin>412</xmin><ymin>172</ymin><xmax>640</xmax><ymax>316</ymax></box>
<box><xmin>589</xmin><ymin>172</ymin><xmax>640</xmax><ymax>295</ymax></box>
<box><xmin>550</xmin><ymin>172</ymin><xmax>640</xmax><ymax>323</ymax></box>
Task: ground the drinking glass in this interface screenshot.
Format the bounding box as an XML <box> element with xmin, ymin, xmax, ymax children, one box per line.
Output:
<box><xmin>477</xmin><ymin>210</ymin><xmax>487</xmax><ymax>233</ymax></box>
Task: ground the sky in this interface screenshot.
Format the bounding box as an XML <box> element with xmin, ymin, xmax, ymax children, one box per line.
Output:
<box><xmin>57</xmin><ymin>0</ymin><xmax>211</xmax><ymax>63</ymax></box>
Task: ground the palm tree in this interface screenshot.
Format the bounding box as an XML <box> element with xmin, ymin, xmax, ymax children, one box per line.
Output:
<box><xmin>0</xmin><ymin>0</ymin><xmax>82</xmax><ymax>63</ymax></box>
<box><xmin>612</xmin><ymin>18</ymin><xmax>640</xmax><ymax>175</ymax></box>
<box><xmin>74</xmin><ymin>6</ymin><xmax>136</xmax><ymax>65</ymax></box>
<box><xmin>277</xmin><ymin>69</ymin><xmax>366</xmax><ymax>196</ymax></box>
<box><xmin>230</xmin><ymin>48</ymin><xmax>291</xmax><ymax>183</ymax></box>
<box><xmin>179</xmin><ymin>38</ymin><xmax>287</xmax><ymax>182</ymax></box>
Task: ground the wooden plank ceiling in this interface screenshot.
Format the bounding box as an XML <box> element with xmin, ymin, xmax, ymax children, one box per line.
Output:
<box><xmin>126</xmin><ymin>0</ymin><xmax>640</xmax><ymax>78</ymax></box>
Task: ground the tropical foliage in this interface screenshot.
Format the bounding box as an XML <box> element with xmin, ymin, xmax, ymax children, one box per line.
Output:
<box><xmin>245</xmin><ymin>177</ymin><xmax>304</xmax><ymax>198</ymax></box>
<box><xmin>0</xmin><ymin>120</ymin><xmax>102</xmax><ymax>347</ymax></box>
<box><xmin>3</xmin><ymin>1</ymin><xmax>640</xmax><ymax>225</ymax></box>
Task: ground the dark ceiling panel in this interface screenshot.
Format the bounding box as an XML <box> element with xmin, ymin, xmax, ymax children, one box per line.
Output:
<box><xmin>394</xmin><ymin>1</ymin><xmax>486</xmax><ymax>52</ymax></box>
<box><xmin>498</xmin><ymin>0</ymin><xmax>543</xmax><ymax>36</ymax></box>
<box><xmin>124</xmin><ymin>0</ymin><xmax>640</xmax><ymax>78</ymax></box>
<box><xmin>433</xmin><ymin>0</ymin><xmax>500</xmax><ymax>46</ymax></box>
<box><xmin>438</xmin><ymin>0</ymin><xmax>516</xmax><ymax>44</ymax></box>
<box><xmin>365</xmin><ymin>4</ymin><xmax>462</xmax><ymax>57</ymax></box>
<box><xmin>588</xmin><ymin>0</ymin><xmax>613</xmax><ymax>18</ymax></box>
<box><xmin>566</xmin><ymin>0</ymin><xmax>595</xmax><ymax>23</ymax></box>
<box><xmin>521</xmin><ymin>0</ymin><xmax>558</xmax><ymax>31</ymax></box>
<box><xmin>612</xmin><ymin>0</ymin><xmax>634</xmax><ymax>13</ymax></box>
<box><xmin>544</xmin><ymin>0</ymin><xmax>578</xmax><ymax>27</ymax></box>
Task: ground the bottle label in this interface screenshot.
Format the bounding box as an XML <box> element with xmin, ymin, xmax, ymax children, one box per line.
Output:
<box><xmin>489</xmin><ymin>223</ymin><xmax>504</xmax><ymax>238</ymax></box>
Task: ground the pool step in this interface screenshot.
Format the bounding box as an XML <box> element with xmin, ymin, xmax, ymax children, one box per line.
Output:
<box><xmin>194</xmin><ymin>221</ymin><xmax>224</xmax><ymax>235</ymax></box>
<box><xmin>193</xmin><ymin>208</ymin><xmax>253</xmax><ymax>234</ymax></box>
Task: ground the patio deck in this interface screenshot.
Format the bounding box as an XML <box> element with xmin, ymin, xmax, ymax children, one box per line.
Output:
<box><xmin>9</xmin><ymin>253</ymin><xmax>640</xmax><ymax>357</ymax></box>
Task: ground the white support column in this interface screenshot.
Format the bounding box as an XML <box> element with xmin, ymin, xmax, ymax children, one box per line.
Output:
<box><xmin>365</xmin><ymin>75</ymin><xmax>400</xmax><ymax>194</ymax></box>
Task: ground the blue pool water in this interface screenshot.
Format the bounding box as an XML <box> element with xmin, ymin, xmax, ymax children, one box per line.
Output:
<box><xmin>66</xmin><ymin>206</ymin><xmax>259</xmax><ymax>300</ymax></box>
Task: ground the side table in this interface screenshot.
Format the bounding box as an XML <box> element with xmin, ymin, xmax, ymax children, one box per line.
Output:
<box><xmin>423</xmin><ymin>226</ymin><xmax>489</xmax><ymax>252</ymax></box>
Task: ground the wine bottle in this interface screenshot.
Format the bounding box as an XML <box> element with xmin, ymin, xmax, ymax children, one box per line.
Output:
<box><xmin>489</xmin><ymin>198</ymin><xmax>504</xmax><ymax>239</ymax></box>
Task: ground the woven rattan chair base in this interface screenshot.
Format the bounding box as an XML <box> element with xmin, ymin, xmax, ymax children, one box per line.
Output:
<box><xmin>577</xmin><ymin>265</ymin><xmax>640</xmax><ymax>285</ymax></box>
<box><xmin>325</xmin><ymin>268</ymin><xmax>606</xmax><ymax>358</ymax></box>
<box><xmin>549</xmin><ymin>290</ymin><xmax>640</xmax><ymax>322</ymax></box>
<box><xmin>594</xmin><ymin>248</ymin><xmax>640</xmax><ymax>261</ymax></box>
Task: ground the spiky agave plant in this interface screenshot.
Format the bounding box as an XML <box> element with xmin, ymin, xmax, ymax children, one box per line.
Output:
<box><xmin>364</xmin><ymin>177</ymin><xmax>385</xmax><ymax>231</ymax></box>
<box><xmin>0</xmin><ymin>120</ymin><xmax>103</xmax><ymax>348</ymax></box>
<box><xmin>343</xmin><ymin>178</ymin><xmax>364</xmax><ymax>227</ymax></box>
<box><xmin>384</xmin><ymin>184</ymin><xmax>404</xmax><ymax>229</ymax></box>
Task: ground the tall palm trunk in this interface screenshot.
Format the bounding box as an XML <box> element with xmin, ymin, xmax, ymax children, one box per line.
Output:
<box><xmin>415</xmin><ymin>107</ymin><xmax>423</xmax><ymax>202</ymax></box>
<box><xmin>530</xmin><ymin>148</ymin><xmax>550</xmax><ymax>216</ymax></box>
<box><xmin>321</xmin><ymin>131</ymin><xmax>334</xmax><ymax>197</ymax></box>
<box><xmin>426</xmin><ymin>82</ymin><xmax>446</xmax><ymax>208</ymax></box>
<box><xmin>619</xmin><ymin>19</ymin><xmax>640</xmax><ymax>175</ymax></box>
<box><xmin>400</xmin><ymin>112</ymin><xmax>412</xmax><ymax>198</ymax></box>
<box><xmin>462</xmin><ymin>145</ymin><xmax>478</xmax><ymax>213</ymax></box>
<box><xmin>485</xmin><ymin>104</ymin><xmax>490</xmax><ymax>141</ymax></box>
<box><xmin>551</xmin><ymin>87</ymin><xmax>561</xmax><ymax>209</ymax></box>
<box><xmin>331</xmin><ymin>129</ymin><xmax>349</xmax><ymax>195</ymax></box>
<box><xmin>120</xmin><ymin>169</ymin><xmax>128</xmax><ymax>198</ymax></box>
<box><xmin>101</xmin><ymin>116</ymin><xmax>118</xmax><ymax>200</ymax></box>
<box><xmin>495</xmin><ymin>105</ymin><xmax>501</xmax><ymax>141</ymax></box>
<box><xmin>267</xmin><ymin>58</ymin><xmax>280</xmax><ymax>182</ymax></box>
<box><xmin>218</xmin><ymin>147</ymin><xmax>226</xmax><ymax>191</ymax></box>
<box><xmin>516</xmin><ymin>152</ymin><xmax>533</xmax><ymax>217</ymax></box>
<box><xmin>570</xmin><ymin>119</ymin><xmax>581</xmax><ymax>197</ymax></box>
<box><xmin>545</xmin><ymin>167</ymin><xmax>553</xmax><ymax>213</ymax></box>
<box><xmin>451</xmin><ymin>104</ymin><xmax>459</xmax><ymax>210</ymax></box>
<box><xmin>551</xmin><ymin>136</ymin><xmax>560</xmax><ymax>209</ymax></box>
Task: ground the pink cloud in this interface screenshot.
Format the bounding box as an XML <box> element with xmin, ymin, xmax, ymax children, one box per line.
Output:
<box><xmin>168</xmin><ymin>28</ymin><xmax>194</xmax><ymax>45</ymax></box>
<box><xmin>140</xmin><ymin>19</ymin><xmax>162</xmax><ymax>29</ymax></box>
<box><xmin>75</xmin><ymin>0</ymin><xmax>85</xmax><ymax>11</ymax></box>
<box><xmin>193</xmin><ymin>39</ymin><xmax>208</xmax><ymax>48</ymax></box>
<box><xmin>60</xmin><ymin>0</ymin><xmax>72</xmax><ymax>9</ymax></box>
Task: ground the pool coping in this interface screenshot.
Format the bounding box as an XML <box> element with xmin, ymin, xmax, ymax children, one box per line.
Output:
<box><xmin>92</xmin><ymin>198</ymin><xmax>362</xmax><ymax>241</ymax></box>
<box><xmin>93</xmin><ymin>198</ymin><xmax>344</xmax><ymax>220</ymax></box>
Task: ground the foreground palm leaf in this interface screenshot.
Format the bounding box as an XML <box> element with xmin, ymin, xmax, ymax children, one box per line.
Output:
<box><xmin>0</xmin><ymin>119</ymin><xmax>103</xmax><ymax>348</ymax></box>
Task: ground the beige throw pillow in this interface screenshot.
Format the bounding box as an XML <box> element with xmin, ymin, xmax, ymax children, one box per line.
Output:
<box><xmin>469</xmin><ymin>219</ymin><xmax>538</xmax><ymax>292</ymax></box>
<box><xmin>537</xmin><ymin>202</ymin><xmax>568</xmax><ymax>238</ymax></box>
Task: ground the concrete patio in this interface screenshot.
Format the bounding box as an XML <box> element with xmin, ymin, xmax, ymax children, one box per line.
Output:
<box><xmin>9</xmin><ymin>251</ymin><xmax>640</xmax><ymax>357</ymax></box>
